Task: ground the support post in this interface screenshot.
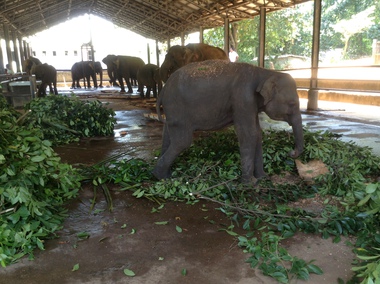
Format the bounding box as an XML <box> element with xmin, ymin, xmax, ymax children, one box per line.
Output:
<box><xmin>156</xmin><ymin>40</ymin><xmax>160</xmax><ymax>66</ymax></box>
<box><xmin>147</xmin><ymin>42</ymin><xmax>151</xmax><ymax>64</ymax></box>
<box><xmin>199</xmin><ymin>27</ymin><xmax>204</xmax><ymax>43</ymax></box>
<box><xmin>11</xmin><ymin>30</ymin><xmax>21</xmax><ymax>73</ymax></box>
<box><xmin>29</xmin><ymin>75</ymin><xmax>37</xmax><ymax>99</ymax></box>
<box><xmin>307</xmin><ymin>0</ymin><xmax>322</xmax><ymax>110</ymax></box>
<box><xmin>224</xmin><ymin>17</ymin><xmax>229</xmax><ymax>56</ymax></box>
<box><xmin>18</xmin><ymin>37</ymin><xmax>25</xmax><ymax>66</ymax></box>
<box><xmin>26</xmin><ymin>42</ymin><xmax>31</xmax><ymax>58</ymax></box>
<box><xmin>0</xmin><ymin>36</ymin><xmax>4</xmax><ymax>74</ymax></box>
<box><xmin>23</xmin><ymin>40</ymin><xmax>28</xmax><ymax>60</ymax></box>
<box><xmin>181</xmin><ymin>32</ymin><xmax>185</xmax><ymax>46</ymax></box>
<box><xmin>3</xmin><ymin>24</ymin><xmax>13</xmax><ymax>67</ymax></box>
<box><xmin>258</xmin><ymin>7</ymin><xmax>266</xmax><ymax>68</ymax></box>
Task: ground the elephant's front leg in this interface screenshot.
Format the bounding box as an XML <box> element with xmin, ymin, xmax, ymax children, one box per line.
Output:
<box><xmin>234</xmin><ymin>116</ymin><xmax>261</xmax><ymax>183</ymax></box>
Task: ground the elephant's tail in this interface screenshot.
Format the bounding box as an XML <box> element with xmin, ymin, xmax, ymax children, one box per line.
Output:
<box><xmin>156</xmin><ymin>89</ymin><xmax>165</xmax><ymax>123</ymax></box>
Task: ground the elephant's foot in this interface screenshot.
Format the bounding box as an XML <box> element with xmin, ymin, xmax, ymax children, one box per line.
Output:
<box><xmin>127</xmin><ymin>89</ymin><xmax>133</xmax><ymax>94</ymax></box>
<box><xmin>152</xmin><ymin>167</ymin><xmax>171</xmax><ymax>180</ymax></box>
<box><xmin>241</xmin><ymin>176</ymin><xmax>258</xmax><ymax>185</ymax></box>
<box><xmin>254</xmin><ymin>169</ymin><xmax>267</xmax><ymax>180</ymax></box>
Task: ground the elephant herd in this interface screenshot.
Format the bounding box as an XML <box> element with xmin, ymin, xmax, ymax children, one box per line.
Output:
<box><xmin>99</xmin><ymin>42</ymin><xmax>229</xmax><ymax>99</ymax></box>
<box><xmin>22</xmin><ymin>43</ymin><xmax>228</xmax><ymax>98</ymax></box>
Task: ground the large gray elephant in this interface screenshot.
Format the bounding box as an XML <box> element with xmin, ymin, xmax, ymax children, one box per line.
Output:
<box><xmin>153</xmin><ymin>60</ymin><xmax>304</xmax><ymax>183</ymax></box>
<box><xmin>30</xmin><ymin>63</ymin><xmax>58</xmax><ymax>97</ymax></box>
<box><xmin>159</xmin><ymin>43</ymin><xmax>229</xmax><ymax>82</ymax></box>
<box><xmin>137</xmin><ymin>63</ymin><xmax>162</xmax><ymax>99</ymax></box>
<box><xmin>71</xmin><ymin>61</ymin><xmax>103</xmax><ymax>89</ymax></box>
<box><xmin>102</xmin><ymin>55</ymin><xmax>145</xmax><ymax>93</ymax></box>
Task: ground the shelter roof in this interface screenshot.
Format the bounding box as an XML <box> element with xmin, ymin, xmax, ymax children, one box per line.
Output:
<box><xmin>0</xmin><ymin>0</ymin><xmax>311</xmax><ymax>42</ymax></box>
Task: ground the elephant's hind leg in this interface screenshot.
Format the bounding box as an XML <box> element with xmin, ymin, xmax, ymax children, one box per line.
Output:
<box><xmin>153</xmin><ymin>125</ymin><xmax>193</xmax><ymax>180</ymax></box>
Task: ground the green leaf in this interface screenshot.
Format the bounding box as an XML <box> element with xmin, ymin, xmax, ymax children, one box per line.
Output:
<box><xmin>176</xmin><ymin>226</ymin><xmax>183</xmax><ymax>233</ymax></box>
<box><xmin>31</xmin><ymin>155</ymin><xmax>45</xmax><ymax>162</ymax></box>
<box><xmin>77</xmin><ymin>232</ymin><xmax>90</xmax><ymax>240</ymax></box>
<box><xmin>225</xmin><ymin>230</ymin><xmax>238</xmax><ymax>236</ymax></box>
<box><xmin>155</xmin><ymin>221</ymin><xmax>169</xmax><ymax>225</ymax></box>
<box><xmin>181</xmin><ymin>268</ymin><xmax>187</xmax><ymax>276</ymax></box>
<box><xmin>365</xmin><ymin>183</ymin><xmax>378</xmax><ymax>194</ymax></box>
<box><xmin>123</xmin><ymin>268</ymin><xmax>135</xmax><ymax>277</ymax></box>
<box><xmin>358</xmin><ymin>194</ymin><xmax>372</xmax><ymax>207</ymax></box>
<box><xmin>72</xmin><ymin>263</ymin><xmax>79</xmax><ymax>271</ymax></box>
<box><xmin>307</xmin><ymin>264</ymin><xmax>323</xmax><ymax>275</ymax></box>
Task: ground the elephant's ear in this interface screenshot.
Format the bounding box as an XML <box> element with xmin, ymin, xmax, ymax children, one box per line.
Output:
<box><xmin>183</xmin><ymin>47</ymin><xmax>197</xmax><ymax>64</ymax></box>
<box><xmin>256</xmin><ymin>75</ymin><xmax>277</xmax><ymax>105</ymax></box>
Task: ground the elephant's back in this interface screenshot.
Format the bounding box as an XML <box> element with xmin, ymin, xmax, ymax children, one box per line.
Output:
<box><xmin>177</xmin><ymin>60</ymin><xmax>232</xmax><ymax>80</ymax></box>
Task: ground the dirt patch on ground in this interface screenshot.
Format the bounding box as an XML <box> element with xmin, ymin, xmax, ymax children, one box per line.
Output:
<box><xmin>0</xmin><ymin>96</ymin><xmax>356</xmax><ymax>284</ymax></box>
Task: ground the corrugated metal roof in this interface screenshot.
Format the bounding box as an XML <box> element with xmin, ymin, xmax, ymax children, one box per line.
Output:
<box><xmin>0</xmin><ymin>0</ymin><xmax>311</xmax><ymax>41</ymax></box>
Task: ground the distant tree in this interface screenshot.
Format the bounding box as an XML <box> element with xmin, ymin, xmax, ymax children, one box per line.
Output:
<box><xmin>203</xmin><ymin>27</ymin><xmax>224</xmax><ymax>49</ymax></box>
<box><xmin>333</xmin><ymin>6</ymin><xmax>375</xmax><ymax>58</ymax></box>
<box><xmin>203</xmin><ymin>0</ymin><xmax>379</xmax><ymax>64</ymax></box>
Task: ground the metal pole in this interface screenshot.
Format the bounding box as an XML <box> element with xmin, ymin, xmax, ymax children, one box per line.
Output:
<box><xmin>11</xmin><ymin>30</ymin><xmax>21</xmax><ymax>73</ymax></box>
<box><xmin>156</xmin><ymin>40</ymin><xmax>160</xmax><ymax>66</ymax></box>
<box><xmin>307</xmin><ymin>0</ymin><xmax>322</xmax><ymax>110</ymax></box>
<box><xmin>199</xmin><ymin>27</ymin><xmax>204</xmax><ymax>43</ymax></box>
<box><xmin>224</xmin><ymin>17</ymin><xmax>229</xmax><ymax>56</ymax></box>
<box><xmin>0</xmin><ymin>36</ymin><xmax>5</xmax><ymax>73</ymax></box>
<box><xmin>147</xmin><ymin>42</ymin><xmax>151</xmax><ymax>64</ymax></box>
<box><xmin>3</xmin><ymin>24</ymin><xmax>13</xmax><ymax>67</ymax></box>
<box><xmin>258</xmin><ymin>7</ymin><xmax>266</xmax><ymax>68</ymax></box>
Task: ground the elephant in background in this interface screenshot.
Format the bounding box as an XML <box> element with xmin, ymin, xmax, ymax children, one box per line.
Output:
<box><xmin>23</xmin><ymin>57</ymin><xmax>55</xmax><ymax>94</ymax></box>
<box><xmin>102</xmin><ymin>55</ymin><xmax>145</xmax><ymax>93</ymax></box>
<box><xmin>159</xmin><ymin>43</ymin><xmax>229</xmax><ymax>82</ymax></box>
<box><xmin>137</xmin><ymin>64</ymin><xmax>162</xmax><ymax>99</ymax></box>
<box><xmin>23</xmin><ymin>56</ymin><xmax>42</xmax><ymax>75</ymax></box>
<box><xmin>102</xmin><ymin>55</ymin><xmax>119</xmax><ymax>86</ymax></box>
<box><xmin>31</xmin><ymin>63</ymin><xmax>58</xmax><ymax>97</ymax></box>
<box><xmin>71</xmin><ymin>61</ymin><xmax>103</xmax><ymax>89</ymax></box>
<box><xmin>153</xmin><ymin>60</ymin><xmax>304</xmax><ymax>184</ymax></box>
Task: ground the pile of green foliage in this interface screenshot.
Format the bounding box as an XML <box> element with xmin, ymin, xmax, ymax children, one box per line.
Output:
<box><xmin>0</xmin><ymin>95</ymin><xmax>117</xmax><ymax>266</ymax></box>
<box><xmin>24</xmin><ymin>95</ymin><xmax>116</xmax><ymax>145</ymax></box>
<box><xmin>88</xmin><ymin>128</ymin><xmax>380</xmax><ymax>284</ymax></box>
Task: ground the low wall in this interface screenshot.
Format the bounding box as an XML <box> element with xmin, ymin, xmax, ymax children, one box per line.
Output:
<box><xmin>295</xmin><ymin>77</ymin><xmax>380</xmax><ymax>106</ymax></box>
<box><xmin>297</xmin><ymin>89</ymin><xmax>380</xmax><ymax>106</ymax></box>
<box><xmin>57</xmin><ymin>70</ymin><xmax>110</xmax><ymax>87</ymax></box>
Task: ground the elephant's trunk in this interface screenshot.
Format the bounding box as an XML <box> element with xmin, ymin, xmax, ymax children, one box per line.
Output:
<box><xmin>289</xmin><ymin>113</ymin><xmax>304</xmax><ymax>158</ymax></box>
